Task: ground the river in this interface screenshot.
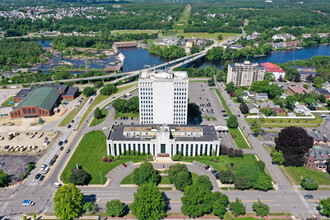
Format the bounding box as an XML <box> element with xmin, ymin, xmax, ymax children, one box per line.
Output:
<box><xmin>36</xmin><ymin>40</ymin><xmax>329</xmax><ymax>72</ymax></box>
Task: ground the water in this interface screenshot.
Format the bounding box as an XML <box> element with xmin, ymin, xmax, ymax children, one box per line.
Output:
<box><xmin>36</xmin><ymin>40</ymin><xmax>329</xmax><ymax>72</ymax></box>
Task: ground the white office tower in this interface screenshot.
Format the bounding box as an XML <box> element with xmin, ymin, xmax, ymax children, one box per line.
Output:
<box><xmin>139</xmin><ymin>70</ymin><xmax>188</xmax><ymax>125</ymax></box>
<box><xmin>226</xmin><ymin>61</ymin><xmax>265</xmax><ymax>87</ymax></box>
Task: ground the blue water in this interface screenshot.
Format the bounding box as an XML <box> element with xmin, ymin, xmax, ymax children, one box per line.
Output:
<box><xmin>36</xmin><ymin>40</ymin><xmax>329</xmax><ymax>72</ymax></box>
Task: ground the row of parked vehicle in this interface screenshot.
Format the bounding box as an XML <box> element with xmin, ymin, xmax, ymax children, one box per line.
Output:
<box><xmin>34</xmin><ymin>154</ymin><xmax>59</xmax><ymax>181</ymax></box>
<box><xmin>204</xmin><ymin>165</ymin><xmax>219</xmax><ymax>179</ymax></box>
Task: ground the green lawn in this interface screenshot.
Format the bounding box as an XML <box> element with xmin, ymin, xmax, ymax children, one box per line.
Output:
<box><xmin>61</xmin><ymin>130</ymin><xmax>145</xmax><ymax>184</ymax></box>
<box><xmin>1</xmin><ymin>96</ymin><xmax>15</xmax><ymax>107</ymax></box>
<box><xmin>228</xmin><ymin>128</ymin><xmax>250</xmax><ymax>149</ymax></box>
<box><xmin>174</xmin><ymin>32</ymin><xmax>238</xmax><ymax>42</ymax></box>
<box><xmin>246</xmin><ymin>113</ymin><xmax>323</xmax><ymax>128</ymax></box>
<box><xmin>59</xmin><ymin>95</ymin><xmax>87</xmax><ymax>127</ymax></box>
<box><xmin>284</xmin><ymin>166</ymin><xmax>330</xmax><ymax>185</ymax></box>
<box><xmin>78</xmin><ymin>84</ymin><xmax>136</xmax><ymax>129</ymax></box>
<box><xmin>111</xmin><ymin>30</ymin><xmax>159</xmax><ymax>35</ymax></box>
<box><xmin>182</xmin><ymin>154</ymin><xmax>258</xmax><ymax>172</ymax></box>
<box><xmin>89</xmin><ymin>109</ymin><xmax>108</xmax><ymax>127</ymax></box>
<box><xmin>114</xmin><ymin>112</ymin><xmax>139</xmax><ymax>119</ymax></box>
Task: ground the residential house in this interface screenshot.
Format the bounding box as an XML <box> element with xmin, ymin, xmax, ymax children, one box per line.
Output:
<box><xmin>272</xmin><ymin>42</ymin><xmax>284</xmax><ymax>49</ymax></box>
<box><xmin>256</xmin><ymin>93</ymin><xmax>268</xmax><ymax>101</ymax></box>
<box><xmin>287</xmin><ymin>86</ymin><xmax>309</xmax><ymax>95</ymax></box>
<box><xmin>260</xmin><ymin>62</ymin><xmax>285</xmax><ymax>81</ymax></box>
<box><xmin>246</xmin><ymin>103</ymin><xmax>259</xmax><ymax>114</ymax></box>
<box><xmin>272</xmin><ymin>33</ymin><xmax>296</xmax><ymax>41</ymax></box>
<box><xmin>294</xmin><ymin>103</ymin><xmax>311</xmax><ymax>115</ymax></box>
<box><xmin>283</xmin><ymin>40</ymin><xmax>301</xmax><ymax>48</ymax></box>
<box><xmin>307</xmin><ymin>131</ymin><xmax>325</xmax><ymax>143</ymax></box>
<box><xmin>305</xmin><ymin>144</ymin><xmax>330</xmax><ymax>172</ymax></box>
<box><xmin>302</xmin><ymin>34</ymin><xmax>312</xmax><ymax>38</ymax></box>
<box><xmin>242</xmin><ymin>91</ymin><xmax>250</xmax><ymax>101</ymax></box>
<box><xmin>315</xmin><ymin>88</ymin><xmax>330</xmax><ymax>100</ymax></box>
<box><xmin>246</xmin><ymin>32</ymin><xmax>260</xmax><ymax>40</ymax></box>
<box><xmin>260</xmin><ymin>101</ymin><xmax>282</xmax><ymax>113</ymax></box>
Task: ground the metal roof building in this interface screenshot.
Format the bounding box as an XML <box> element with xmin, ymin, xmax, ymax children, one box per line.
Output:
<box><xmin>10</xmin><ymin>87</ymin><xmax>61</xmax><ymax>118</ymax></box>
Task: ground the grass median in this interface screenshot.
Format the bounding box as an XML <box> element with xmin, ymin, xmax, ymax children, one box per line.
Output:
<box><xmin>77</xmin><ymin>84</ymin><xmax>136</xmax><ymax>129</ymax></box>
<box><xmin>1</xmin><ymin>96</ymin><xmax>14</xmax><ymax>107</ymax></box>
<box><xmin>61</xmin><ymin>130</ymin><xmax>145</xmax><ymax>185</ymax></box>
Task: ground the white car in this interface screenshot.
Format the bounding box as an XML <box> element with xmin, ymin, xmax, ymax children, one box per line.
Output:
<box><xmin>102</xmin><ymin>127</ymin><xmax>108</xmax><ymax>130</ymax></box>
<box><xmin>53</xmin><ymin>182</ymin><xmax>62</xmax><ymax>188</ymax></box>
<box><xmin>40</xmin><ymin>164</ymin><xmax>47</xmax><ymax>171</ymax></box>
<box><xmin>42</xmin><ymin>167</ymin><xmax>50</xmax><ymax>174</ymax></box>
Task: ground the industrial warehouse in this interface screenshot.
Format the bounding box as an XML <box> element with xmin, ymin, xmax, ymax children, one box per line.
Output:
<box><xmin>10</xmin><ymin>87</ymin><xmax>61</xmax><ymax>118</ymax></box>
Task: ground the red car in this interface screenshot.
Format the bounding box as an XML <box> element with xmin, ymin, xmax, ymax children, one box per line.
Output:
<box><xmin>122</xmin><ymin>163</ymin><xmax>127</xmax><ymax>168</ymax></box>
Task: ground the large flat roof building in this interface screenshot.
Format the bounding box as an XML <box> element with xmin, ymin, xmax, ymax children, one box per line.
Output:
<box><xmin>10</xmin><ymin>87</ymin><xmax>61</xmax><ymax>118</ymax></box>
<box><xmin>227</xmin><ymin>61</ymin><xmax>265</xmax><ymax>87</ymax></box>
<box><xmin>107</xmin><ymin>124</ymin><xmax>221</xmax><ymax>157</ymax></box>
<box><xmin>139</xmin><ymin>70</ymin><xmax>188</xmax><ymax>125</ymax></box>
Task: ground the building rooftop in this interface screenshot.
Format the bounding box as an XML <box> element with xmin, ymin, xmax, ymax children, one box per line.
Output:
<box><xmin>140</xmin><ymin>70</ymin><xmax>188</xmax><ymax>80</ymax></box>
<box><xmin>229</xmin><ymin>61</ymin><xmax>263</xmax><ymax>68</ymax></box>
<box><xmin>108</xmin><ymin>124</ymin><xmax>219</xmax><ymax>142</ymax></box>
<box><xmin>288</xmin><ymin>86</ymin><xmax>309</xmax><ymax>94</ymax></box>
<box><xmin>15</xmin><ymin>87</ymin><xmax>60</xmax><ymax>111</ymax></box>
<box><xmin>260</xmin><ymin>62</ymin><xmax>285</xmax><ymax>73</ymax></box>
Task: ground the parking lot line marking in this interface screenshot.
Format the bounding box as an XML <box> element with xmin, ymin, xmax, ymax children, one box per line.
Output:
<box><xmin>307</xmin><ymin>200</ymin><xmax>319</xmax><ymax>202</ymax></box>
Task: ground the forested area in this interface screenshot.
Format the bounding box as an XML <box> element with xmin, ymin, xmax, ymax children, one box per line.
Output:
<box><xmin>148</xmin><ymin>44</ymin><xmax>186</xmax><ymax>59</ymax></box>
<box><xmin>0</xmin><ymin>40</ymin><xmax>45</xmax><ymax>67</ymax></box>
<box><xmin>52</xmin><ymin>33</ymin><xmax>158</xmax><ymax>50</ymax></box>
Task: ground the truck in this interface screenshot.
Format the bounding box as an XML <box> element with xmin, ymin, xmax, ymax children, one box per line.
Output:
<box><xmin>22</xmin><ymin>200</ymin><xmax>35</xmax><ymax>206</ymax></box>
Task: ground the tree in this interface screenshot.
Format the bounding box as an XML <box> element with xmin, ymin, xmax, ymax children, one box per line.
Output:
<box><xmin>53</xmin><ymin>183</ymin><xmax>84</xmax><ymax>220</ymax></box>
<box><xmin>195</xmin><ymin>175</ymin><xmax>213</xmax><ymax>190</ymax></box>
<box><xmin>83</xmin><ymin>202</ymin><xmax>98</xmax><ymax>214</ymax></box>
<box><xmin>319</xmin><ymin>197</ymin><xmax>330</xmax><ymax>217</ymax></box>
<box><xmin>225</xmin><ymin>82</ymin><xmax>235</xmax><ymax>93</ymax></box>
<box><xmin>0</xmin><ymin>169</ymin><xmax>9</xmax><ymax>187</ymax></box>
<box><xmin>285</xmin><ymin>96</ymin><xmax>297</xmax><ymax>111</ymax></box>
<box><xmin>328</xmin><ymin>100</ymin><xmax>330</xmax><ymax>110</ymax></box>
<box><xmin>131</xmin><ymin>183</ymin><xmax>165</xmax><ymax>220</ymax></box>
<box><xmin>188</xmin><ymin>102</ymin><xmax>201</xmax><ymax>120</ymax></box>
<box><xmin>234</xmin><ymin>177</ymin><xmax>249</xmax><ymax>190</ymax></box>
<box><xmin>93</xmin><ymin>81</ymin><xmax>104</xmax><ymax>89</ymax></box>
<box><xmin>267</xmin><ymin>84</ymin><xmax>282</xmax><ymax>99</ymax></box>
<box><xmin>275</xmin><ymin>127</ymin><xmax>313</xmax><ymax>166</ymax></box>
<box><xmin>82</xmin><ymin>86</ymin><xmax>95</xmax><ymax>97</ymax></box>
<box><xmin>69</xmin><ymin>169</ymin><xmax>92</xmax><ymax>185</ymax></box>
<box><xmin>94</xmin><ymin>107</ymin><xmax>103</xmax><ymax>120</ymax></box>
<box><xmin>251</xmin><ymin>119</ymin><xmax>263</xmax><ymax>136</ymax></box>
<box><xmin>304</xmin><ymin>98</ymin><xmax>317</xmax><ymax>109</ymax></box>
<box><xmin>181</xmin><ymin>184</ymin><xmax>213</xmax><ymax>218</ymax></box>
<box><xmin>313</xmin><ymin>76</ymin><xmax>323</xmax><ymax>88</ymax></box>
<box><xmin>294</xmin><ymin>72</ymin><xmax>301</xmax><ymax>82</ymax></box>
<box><xmin>327</xmin><ymin>159</ymin><xmax>330</xmax><ymax>174</ymax></box>
<box><xmin>190</xmin><ymin>45</ymin><xmax>200</xmax><ymax>54</ymax></box>
<box><xmin>227</xmin><ymin>115</ymin><xmax>238</xmax><ymax>128</ymax></box>
<box><xmin>106</xmin><ymin>199</ymin><xmax>126</xmax><ymax>217</ymax></box>
<box><xmin>319</xmin><ymin>95</ymin><xmax>326</xmax><ymax>103</ymax></box>
<box><xmin>250</xmin><ymin>80</ymin><xmax>270</xmax><ymax>93</ymax></box>
<box><xmin>223</xmin><ymin>212</ymin><xmax>234</xmax><ymax>220</ymax></box>
<box><xmin>270</xmin><ymin>147</ymin><xmax>285</xmax><ymax>165</ymax></box>
<box><xmin>100</xmin><ymin>84</ymin><xmax>118</xmax><ymax>96</ymax></box>
<box><xmin>252</xmin><ymin>199</ymin><xmax>270</xmax><ymax>216</ymax></box>
<box><xmin>229</xmin><ymin>198</ymin><xmax>246</xmax><ymax>216</ymax></box>
<box><xmin>218</xmin><ymin>35</ymin><xmax>223</xmax><ymax>40</ymax></box>
<box><xmin>212</xmin><ymin>191</ymin><xmax>229</xmax><ymax>218</ymax></box>
<box><xmin>301</xmin><ymin>177</ymin><xmax>319</xmax><ymax>190</ymax></box>
<box><xmin>253</xmin><ymin>173</ymin><xmax>273</xmax><ymax>191</ymax></box>
<box><xmin>168</xmin><ymin>164</ymin><xmax>192</xmax><ymax>191</ymax></box>
<box><xmin>239</xmin><ymin>102</ymin><xmax>249</xmax><ymax>114</ymax></box>
<box><xmin>218</xmin><ymin>170</ymin><xmax>235</xmax><ymax>184</ymax></box>
<box><xmin>132</xmin><ymin>162</ymin><xmax>160</xmax><ymax>186</ymax></box>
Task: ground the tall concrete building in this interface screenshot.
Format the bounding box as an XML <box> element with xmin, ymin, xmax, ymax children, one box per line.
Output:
<box><xmin>226</xmin><ymin>61</ymin><xmax>265</xmax><ymax>87</ymax></box>
<box><xmin>139</xmin><ymin>70</ymin><xmax>188</xmax><ymax>125</ymax></box>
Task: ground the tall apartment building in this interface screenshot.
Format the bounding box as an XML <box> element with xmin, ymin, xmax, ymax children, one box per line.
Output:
<box><xmin>226</xmin><ymin>61</ymin><xmax>265</xmax><ymax>87</ymax></box>
<box><xmin>139</xmin><ymin>70</ymin><xmax>188</xmax><ymax>125</ymax></box>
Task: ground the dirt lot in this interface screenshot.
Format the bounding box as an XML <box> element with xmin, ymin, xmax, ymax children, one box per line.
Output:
<box><xmin>0</xmin><ymin>131</ymin><xmax>60</xmax><ymax>156</ymax></box>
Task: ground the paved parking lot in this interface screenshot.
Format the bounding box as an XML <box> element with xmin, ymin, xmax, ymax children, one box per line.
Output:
<box><xmin>0</xmin><ymin>155</ymin><xmax>38</xmax><ymax>182</ymax></box>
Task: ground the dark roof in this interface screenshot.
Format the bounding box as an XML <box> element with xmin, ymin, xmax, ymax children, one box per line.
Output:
<box><xmin>309</xmin><ymin>146</ymin><xmax>330</xmax><ymax>160</ymax></box>
<box><xmin>307</xmin><ymin>131</ymin><xmax>324</xmax><ymax>141</ymax></box>
<box><xmin>15</xmin><ymin>87</ymin><xmax>60</xmax><ymax>111</ymax></box>
<box><xmin>15</xmin><ymin>89</ymin><xmax>30</xmax><ymax>99</ymax></box>
<box><xmin>66</xmin><ymin>87</ymin><xmax>78</xmax><ymax>96</ymax></box>
<box><xmin>108</xmin><ymin>124</ymin><xmax>219</xmax><ymax>142</ymax></box>
<box><xmin>316</xmin><ymin>88</ymin><xmax>330</xmax><ymax>96</ymax></box>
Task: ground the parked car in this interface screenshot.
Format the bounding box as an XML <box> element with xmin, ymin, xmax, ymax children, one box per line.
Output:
<box><xmin>58</xmin><ymin>141</ymin><xmax>63</xmax><ymax>146</ymax></box>
<box><xmin>66</xmin><ymin>149</ymin><xmax>70</xmax><ymax>153</ymax></box>
<box><xmin>0</xmin><ymin>162</ymin><xmax>5</xmax><ymax>167</ymax></box>
<box><xmin>22</xmin><ymin>200</ymin><xmax>35</xmax><ymax>206</ymax></box>
<box><xmin>53</xmin><ymin>182</ymin><xmax>62</xmax><ymax>188</ymax></box>
<box><xmin>122</xmin><ymin>163</ymin><xmax>127</xmax><ymax>168</ymax></box>
<box><xmin>40</xmin><ymin>164</ymin><xmax>47</xmax><ymax>171</ymax></box>
<box><xmin>304</xmin><ymin>194</ymin><xmax>313</xmax><ymax>199</ymax></box>
<box><xmin>204</xmin><ymin>165</ymin><xmax>210</xmax><ymax>170</ymax></box>
<box><xmin>39</xmin><ymin>175</ymin><xmax>45</xmax><ymax>181</ymax></box>
<box><xmin>64</xmin><ymin>140</ymin><xmax>68</xmax><ymax>144</ymax></box>
<box><xmin>67</xmin><ymin>124</ymin><xmax>71</xmax><ymax>129</ymax></box>
<box><xmin>71</xmin><ymin>120</ymin><xmax>74</xmax><ymax>123</ymax></box>
<box><xmin>42</xmin><ymin>167</ymin><xmax>50</xmax><ymax>174</ymax></box>
<box><xmin>35</xmin><ymin>173</ymin><xmax>41</xmax><ymax>180</ymax></box>
<box><xmin>60</xmin><ymin>147</ymin><xmax>64</xmax><ymax>151</ymax></box>
<box><xmin>53</xmin><ymin>155</ymin><xmax>58</xmax><ymax>160</ymax></box>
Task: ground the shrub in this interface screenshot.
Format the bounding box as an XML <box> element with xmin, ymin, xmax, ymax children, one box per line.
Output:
<box><xmin>229</xmin><ymin>198</ymin><xmax>246</xmax><ymax>216</ymax></box>
<box><xmin>106</xmin><ymin>200</ymin><xmax>127</xmax><ymax>217</ymax></box>
<box><xmin>132</xmin><ymin>162</ymin><xmax>160</xmax><ymax>186</ymax></box>
<box><xmin>219</xmin><ymin>170</ymin><xmax>235</xmax><ymax>184</ymax></box>
<box><xmin>69</xmin><ymin>169</ymin><xmax>92</xmax><ymax>185</ymax></box>
<box><xmin>252</xmin><ymin>199</ymin><xmax>270</xmax><ymax>216</ymax></box>
<box><xmin>301</xmin><ymin>177</ymin><xmax>319</xmax><ymax>190</ymax></box>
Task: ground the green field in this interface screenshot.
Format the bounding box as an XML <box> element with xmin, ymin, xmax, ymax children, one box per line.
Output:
<box><xmin>114</xmin><ymin>112</ymin><xmax>139</xmax><ymax>119</ymax></box>
<box><xmin>111</xmin><ymin>30</ymin><xmax>159</xmax><ymax>35</ymax></box>
<box><xmin>284</xmin><ymin>166</ymin><xmax>330</xmax><ymax>185</ymax></box>
<box><xmin>1</xmin><ymin>96</ymin><xmax>15</xmax><ymax>107</ymax></box>
<box><xmin>89</xmin><ymin>109</ymin><xmax>108</xmax><ymax>127</ymax></box>
<box><xmin>246</xmin><ymin>113</ymin><xmax>323</xmax><ymax>128</ymax></box>
<box><xmin>174</xmin><ymin>32</ymin><xmax>238</xmax><ymax>42</ymax></box>
<box><xmin>173</xmin><ymin>4</ymin><xmax>191</xmax><ymax>28</ymax></box>
<box><xmin>59</xmin><ymin>95</ymin><xmax>87</xmax><ymax>127</ymax></box>
<box><xmin>78</xmin><ymin>84</ymin><xmax>136</xmax><ymax>129</ymax></box>
<box><xmin>61</xmin><ymin>130</ymin><xmax>145</xmax><ymax>184</ymax></box>
<box><xmin>228</xmin><ymin>128</ymin><xmax>250</xmax><ymax>149</ymax></box>
<box><xmin>182</xmin><ymin>154</ymin><xmax>258</xmax><ymax>172</ymax></box>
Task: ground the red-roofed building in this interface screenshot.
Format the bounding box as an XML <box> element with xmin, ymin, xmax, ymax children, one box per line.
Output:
<box><xmin>287</xmin><ymin>86</ymin><xmax>310</xmax><ymax>95</ymax></box>
<box><xmin>260</xmin><ymin>62</ymin><xmax>285</xmax><ymax>81</ymax></box>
